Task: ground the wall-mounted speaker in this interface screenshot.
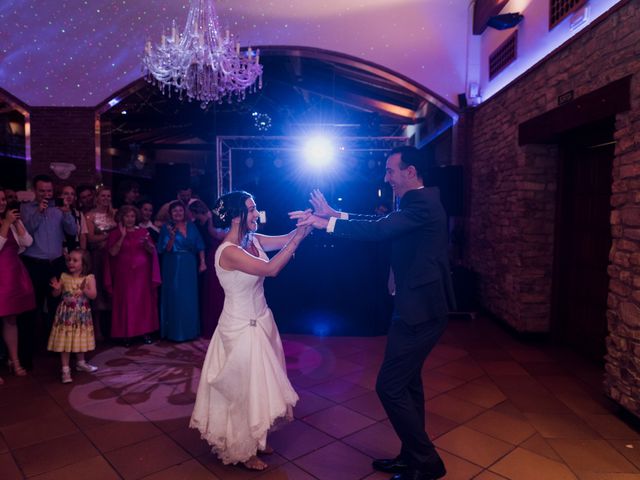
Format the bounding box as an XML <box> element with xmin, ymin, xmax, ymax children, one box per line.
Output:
<box><xmin>457</xmin><ymin>93</ymin><xmax>468</xmax><ymax>109</ymax></box>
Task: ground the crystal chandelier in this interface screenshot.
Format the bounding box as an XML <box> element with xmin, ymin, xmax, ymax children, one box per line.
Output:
<box><xmin>142</xmin><ymin>0</ymin><xmax>262</xmax><ymax>107</ymax></box>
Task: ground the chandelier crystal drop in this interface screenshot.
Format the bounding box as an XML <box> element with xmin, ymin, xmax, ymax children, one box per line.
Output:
<box><xmin>142</xmin><ymin>0</ymin><xmax>263</xmax><ymax>107</ymax></box>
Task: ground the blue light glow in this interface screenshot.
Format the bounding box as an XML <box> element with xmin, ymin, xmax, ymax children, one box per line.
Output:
<box><xmin>303</xmin><ymin>136</ymin><xmax>336</xmax><ymax>169</ymax></box>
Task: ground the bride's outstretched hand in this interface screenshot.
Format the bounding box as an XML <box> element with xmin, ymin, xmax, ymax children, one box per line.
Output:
<box><xmin>309</xmin><ymin>189</ymin><xmax>339</xmax><ymax>218</ymax></box>
<box><xmin>296</xmin><ymin>224</ymin><xmax>313</xmax><ymax>239</ymax></box>
<box><xmin>289</xmin><ymin>210</ymin><xmax>329</xmax><ymax>229</ymax></box>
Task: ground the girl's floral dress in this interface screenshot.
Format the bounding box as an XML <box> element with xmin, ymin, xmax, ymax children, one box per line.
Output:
<box><xmin>47</xmin><ymin>273</ymin><xmax>96</xmax><ymax>352</ymax></box>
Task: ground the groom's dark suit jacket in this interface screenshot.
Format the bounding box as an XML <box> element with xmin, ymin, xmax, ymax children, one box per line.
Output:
<box><xmin>331</xmin><ymin>187</ymin><xmax>456</xmax><ymax>324</ymax></box>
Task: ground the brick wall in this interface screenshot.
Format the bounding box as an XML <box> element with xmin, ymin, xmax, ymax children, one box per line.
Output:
<box><xmin>29</xmin><ymin>107</ymin><xmax>96</xmax><ymax>186</ymax></box>
<box><xmin>467</xmin><ymin>0</ymin><xmax>640</xmax><ymax>416</ymax></box>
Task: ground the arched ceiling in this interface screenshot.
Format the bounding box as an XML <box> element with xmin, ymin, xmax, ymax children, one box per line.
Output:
<box><xmin>0</xmin><ymin>0</ymin><xmax>469</xmax><ymax>107</ymax></box>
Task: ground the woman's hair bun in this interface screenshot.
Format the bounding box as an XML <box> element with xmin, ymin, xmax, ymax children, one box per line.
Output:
<box><xmin>212</xmin><ymin>191</ymin><xmax>252</xmax><ymax>228</ymax></box>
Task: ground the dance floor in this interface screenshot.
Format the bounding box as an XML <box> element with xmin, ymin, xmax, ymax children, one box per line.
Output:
<box><xmin>1</xmin><ymin>315</ymin><xmax>639</xmax><ymax>480</ymax></box>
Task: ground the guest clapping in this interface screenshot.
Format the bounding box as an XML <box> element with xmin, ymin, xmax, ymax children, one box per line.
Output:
<box><xmin>105</xmin><ymin>206</ymin><xmax>161</xmax><ymax>345</ymax></box>
<box><xmin>157</xmin><ymin>201</ymin><xmax>205</xmax><ymax>341</ymax></box>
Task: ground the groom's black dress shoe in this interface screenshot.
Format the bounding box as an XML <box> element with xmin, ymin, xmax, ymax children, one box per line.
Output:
<box><xmin>372</xmin><ymin>457</ymin><xmax>409</xmax><ymax>473</ymax></box>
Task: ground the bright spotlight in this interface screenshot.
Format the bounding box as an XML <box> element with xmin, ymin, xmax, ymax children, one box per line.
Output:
<box><xmin>303</xmin><ymin>136</ymin><xmax>335</xmax><ymax>169</ymax></box>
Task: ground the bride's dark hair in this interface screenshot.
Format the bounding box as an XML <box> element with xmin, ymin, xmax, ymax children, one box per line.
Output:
<box><xmin>212</xmin><ymin>191</ymin><xmax>254</xmax><ymax>242</ymax></box>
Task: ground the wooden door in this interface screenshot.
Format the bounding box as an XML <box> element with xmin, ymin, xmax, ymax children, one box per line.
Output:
<box><xmin>553</xmin><ymin>118</ymin><xmax>614</xmax><ymax>360</ymax></box>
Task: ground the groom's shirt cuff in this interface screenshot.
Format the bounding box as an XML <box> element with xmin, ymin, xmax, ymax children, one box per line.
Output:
<box><xmin>327</xmin><ymin>217</ymin><xmax>338</xmax><ymax>233</ymax></box>
<box><xmin>326</xmin><ymin>213</ymin><xmax>348</xmax><ymax>233</ymax></box>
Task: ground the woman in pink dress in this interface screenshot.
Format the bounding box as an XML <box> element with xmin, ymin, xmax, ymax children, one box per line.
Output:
<box><xmin>105</xmin><ymin>205</ymin><xmax>161</xmax><ymax>344</ymax></box>
<box><xmin>0</xmin><ymin>190</ymin><xmax>36</xmax><ymax>381</ymax></box>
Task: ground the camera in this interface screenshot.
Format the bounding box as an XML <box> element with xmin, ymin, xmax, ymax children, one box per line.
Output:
<box><xmin>54</xmin><ymin>198</ymin><xmax>66</xmax><ymax>207</ymax></box>
<box><xmin>7</xmin><ymin>201</ymin><xmax>20</xmax><ymax>212</ymax></box>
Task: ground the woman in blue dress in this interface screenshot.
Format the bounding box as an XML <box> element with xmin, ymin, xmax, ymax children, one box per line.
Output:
<box><xmin>157</xmin><ymin>201</ymin><xmax>206</xmax><ymax>341</ymax></box>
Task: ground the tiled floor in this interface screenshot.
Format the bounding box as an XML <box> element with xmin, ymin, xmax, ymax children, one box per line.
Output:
<box><xmin>1</xmin><ymin>316</ymin><xmax>639</xmax><ymax>480</ymax></box>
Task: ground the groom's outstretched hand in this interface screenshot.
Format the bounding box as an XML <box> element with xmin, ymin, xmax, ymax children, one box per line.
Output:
<box><xmin>309</xmin><ymin>189</ymin><xmax>340</xmax><ymax>219</ymax></box>
<box><xmin>289</xmin><ymin>211</ymin><xmax>329</xmax><ymax>229</ymax></box>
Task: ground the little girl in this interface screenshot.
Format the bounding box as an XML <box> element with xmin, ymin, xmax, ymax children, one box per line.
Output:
<box><xmin>48</xmin><ymin>249</ymin><xmax>99</xmax><ymax>383</ymax></box>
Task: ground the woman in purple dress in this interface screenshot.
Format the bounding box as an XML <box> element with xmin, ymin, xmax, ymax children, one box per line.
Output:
<box><xmin>105</xmin><ymin>205</ymin><xmax>161</xmax><ymax>344</ymax></box>
<box><xmin>0</xmin><ymin>190</ymin><xmax>36</xmax><ymax>381</ymax></box>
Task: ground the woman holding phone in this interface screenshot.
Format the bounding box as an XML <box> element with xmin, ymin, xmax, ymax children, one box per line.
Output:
<box><xmin>0</xmin><ymin>189</ymin><xmax>35</xmax><ymax>380</ymax></box>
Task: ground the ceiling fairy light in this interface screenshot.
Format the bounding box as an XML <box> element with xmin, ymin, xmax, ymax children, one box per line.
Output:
<box><xmin>142</xmin><ymin>0</ymin><xmax>263</xmax><ymax>108</ymax></box>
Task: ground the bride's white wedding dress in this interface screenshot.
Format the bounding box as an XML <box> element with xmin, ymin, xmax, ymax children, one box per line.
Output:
<box><xmin>190</xmin><ymin>237</ymin><xmax>298</xmax><ymax>464</ymax></box>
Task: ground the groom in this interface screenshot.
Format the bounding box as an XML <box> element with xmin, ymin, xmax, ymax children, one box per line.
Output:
<box><xmin>291</xmin><ymin>146</ymin><xmax>455</xmax><ymax>480</ymax></box>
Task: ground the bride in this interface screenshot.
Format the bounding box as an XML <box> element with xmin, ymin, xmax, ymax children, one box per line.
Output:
<box><xmin>190</xmin><ymin>191</ymin><xmax>310</xmax><ymax>470</ymax></box>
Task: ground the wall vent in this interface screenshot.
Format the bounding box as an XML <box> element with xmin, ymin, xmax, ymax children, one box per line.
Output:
<box><xmin>489</xmin><ymin>31</ymin><xmax>518</xmax><ymax>80</ymax></box>
<box><xmin>549</xmin><ymin>0</ymin><xmax>587</xmax><ymax>30</ymax></box>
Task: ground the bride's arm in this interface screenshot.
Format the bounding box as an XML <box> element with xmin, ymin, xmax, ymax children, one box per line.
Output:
<box><xmin>253</xmin><ymin>231</ymin><xmax>296</xmax><ymax>252</ymax></box>
<box><xmin>220</xmin><ymin>228</ymin><xmax>309</xmax><ymax>277</ymax></box>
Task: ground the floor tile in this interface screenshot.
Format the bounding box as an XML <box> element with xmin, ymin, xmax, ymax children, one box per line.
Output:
<box><xmin>12</xmin><ymin>431</ymin><xmax>100</xmax><ymax>477</ymax></box>
<box><xmin>268</xmin><ymin>420</ymin><xmax>334</xmax><ymax>460</ymax></box>
<box><xmin>142</xmin><ymin>403</ymin><xmax>193</xmax><ymax>433</ymax></box>
<box><xmin>308</xmin><ymin>378</ymin><xmax>370</xmax><ymax>403</ymax></box>
<box><xmin>29</xmin><ymin>455</ymin><xmax>120</xmax><ymax>480</ymax></box>
<box><xmin>170</xmin><ymin>425</ymin><xmax>212</xmax><ymax>457</ymax></box>
<box><xmin>140</xmin><ymin>458</ymin><xmax>219</xmax><ymax>479</ymax></box>
<box><xmin>466</xmin><ymin>410</ymin><xmax>536</xmax><ymax>445</ymax></box>
<box><xmin>426</xmin><ymin>393</ymin><xmax>485</xmax><ymax>423</ymax></box>
<box><xmin>609</xmin><ymin>439</ymin><xmax>640</xmax><ymax>470</ymax></box>
<box><xmin>292</xmin><ymin>390</ymin><xmax>335</xmax><ymax>418</ymax></box>
<box><xmin>0</xmin><ymin>410</ymin><xmax>78</xmax><ymax>450</ymax></box>
<box><xmin>426</xmin><ymin>412</ymin><xmax>460</xmax><ymax>440</ymax></box>
<box><xmin>474</xmin><ymin>471</ymin><xmax>509</xmax><ymax>480</ymax></box>
<box><xmin>0</xmin><ymin>452</ymin><xmax>23</xmax><ymax>480</ymax></box>
<box><xmin>437</xmin><ymin>449</ymin><xmax>483</xmax><ymax>479</ymax></box>
<box><xmin>446</xmin><ymin>377</ymin><xmax>507</xmax><ymax>409</ymax></box>
<box><xmin>84</xmin><ymin>418</ymin><xmax>162</xmax><ymax>452</ymax></box>
<box><xmin>548</xmin><ymin>438</ymin><xmax>638</xmax><ymax>473</ymax></box>
<box><xmin>434</xmin><ymin>357</ymin><xmax>485</xmax><ymax>381</ymax></box>
<box><xmin>342</xmin><ymin>391</ymin><xmax>387</xmax><ymax>421</ymax></box>
<box><xmin>342</xmin><ymin>422</ymin><xmax>401</xmax><ymax>459</ymax></box>
<box><xmin>573</xmin><ymin>473</ymin><xmax>640</xmax><ymax>480</ymax></box>
<box><xmin>0</xmin><ymin>394</ymin><xmax>64</xmax><ymax>427</ymax></box>
<box><xmin>104</xmin><ymin>434</ymin><xmax>191</xmax><ymax>479</ymax></box>
<box><xmin>255</xmin><ymin>461</ymin><xmax>317</xmax><ymax>480</ymax></box>
<box><xmin>422</xmin><ymin>371</ymin><xmax>467</xmax><ymax>394</ymax></box>
<box><xmin>294</xmin><ymin>442</ymin><xmax>374</xmax><ymax>480</ymax></box>
<box><xmin>302</xmin><ymin>405</ymin><xmax>376</xmax><ymax>439</ymax></box>
<box><xmin>581</xmin><ymin>414</ymin><xmax>640</xmax><ymax>440</ymax></box>
<box><xmin>519</xmin><ymin>433</ymin><xmax>563</xmax><ymax>461</ymax></box>
<box><xmin>0</xmin><ymin>380</ymin><xmax>50</xmax><ymax>408</ymax></box>
<box><xmin>478</xmin><ymin>361</ymin><xmax>530</xmax><ymax>376</ymax></box>
<box><xmin>434</xmin><ymin>425</ymin><xmax>514</xmax><ymax>468</ymax></box>
<box><xmin>490</xmin><ymin>447</ymin><xmax>578</xmax><ymax>480</ymax></box>
<box><xmin>524</xmin><ymin>413</ymin><xmax>600</xmax><ymax>439</ymax></box>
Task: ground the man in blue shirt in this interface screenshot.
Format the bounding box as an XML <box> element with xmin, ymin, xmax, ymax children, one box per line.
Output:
<box><xmin>19</xmin><ymin>174</ymin><xmax>78</xmax><ymax>369</ymax></box>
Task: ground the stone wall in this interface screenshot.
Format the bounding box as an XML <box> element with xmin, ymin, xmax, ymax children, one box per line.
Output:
<box><xmin>466</xmin><ymin>0</ymin><xmax>640</xmax><ymax>416</ymax></box>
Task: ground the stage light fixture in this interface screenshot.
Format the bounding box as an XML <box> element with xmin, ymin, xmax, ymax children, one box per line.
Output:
<box><xmin>303</xmin><ymin>136</ymin><xmax>336</xmax><ymax>169</ymax></box>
